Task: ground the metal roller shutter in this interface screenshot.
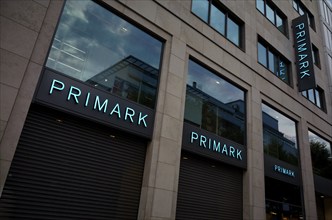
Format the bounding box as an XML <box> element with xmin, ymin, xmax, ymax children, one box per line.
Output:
<box><xmin>0</xmin><ymin>105</ymin><xmax>147</xmax><ymax>219</ymax></box>
<box><xmin>176</xmin><ymin>152</ymin><xmax>243</xmax><ymax>220</ymax></box>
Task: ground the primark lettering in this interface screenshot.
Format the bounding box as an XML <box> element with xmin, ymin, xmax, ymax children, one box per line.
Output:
<box><xmin>35</xmin><ymin>70</ymin><xmax>154</xmax><ymax>138</ymax></box>
<box><xmin>292</xmin><ymin>15</ymin><xmax>316</xmax><ymax>91</ymax></box>
<box><xmin>274</xmin><ymin>165</ymin><xmax>295</xmax><ymax>178</ymax></box>
<box><xmin>190</xmin><ymin>131</ymin><xmax>243</xmax><ymax>160</ymax></box>
<box><xmin>49</xmin><ymin>79</ymin><xmax>148</xmax><ymax>127</ymax></box>
<box><xmin>294</xmin><ymin>22</ymin><xmax>311</xmax><ymax>80</ymax></box>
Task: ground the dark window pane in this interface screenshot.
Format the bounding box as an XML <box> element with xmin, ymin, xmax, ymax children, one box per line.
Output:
<box><xmin>312</xmin><ymin>45</ymin><xmax>320</xmax><ymax>67</ymax></box>
<box><xmin>266</xmin><ymin>4</ymin><xmax>275</xmax><ymax>24</ymax></box>
<box><xmin>227</xmin><ymin>18</ymin><xmax>240</xmax><ymax>46</ymax></box>
<box><xmin>45</xmin><ymin>0</ymin><xmax>163</xmax><ymax>109</ymax></box>
<box><xmin>256</xmin><ymin>0</ymin><xmax>265</xmax><ymax>14</ymax></box>
<box><xmin>185</xmin><ymin>59</ymin><xmax>245</xmax><ymax>145</ymax></box>
<box><xmin>210</xmin><ymin>4</ymin><xmax>225</xmax><ymax>35</ymax></box>
<box><xmin>192</xmin><ymin>0</ymin><xmax>209</xmax><ymax>22</ymax></box>
<box><xmin>258</xmin><ymin>42</ymin><xmax>267</xmax><ymax>67</ymax></box>
<box><xmin>276</xmin><ymin>14</ymin><xmax>284</xmax><ymax>33</ymax></box>
<box><xmin>262</xmin><ymin>104</ymin><xmax>298</xmax><ymax>166</ymax></box>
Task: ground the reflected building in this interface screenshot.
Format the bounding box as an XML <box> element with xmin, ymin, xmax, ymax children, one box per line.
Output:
<box><xmin>86</xmin><ymin>56</ymin><xmax>159</xmax><ymax>109</ymax></box>
<box><xmin>185</xmin><ymin>82</ymin><xmax>245</xmax><ymax>145</ymax></box>
<box><xmin>263</xmin><ymin>112</ymin><xmax>298</xmax><ymax>166</ymax></box>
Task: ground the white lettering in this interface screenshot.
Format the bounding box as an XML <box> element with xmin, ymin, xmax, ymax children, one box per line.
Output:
<box><xmin>110</xmin><ymin>103</ymin><xmax>121</xmax><ymax>118</ymax></box>
<box><xmin>67</xmin><ymin>86</ymin><xmax>81</xmax><ymax>104</ymax></box>
<box><xmin>49</xmin><ymin>79</ymin><xmax>65</xmax><ymax>94</ymax></box>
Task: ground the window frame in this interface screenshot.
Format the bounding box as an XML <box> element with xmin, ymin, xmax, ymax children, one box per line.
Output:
<box><xmin>184</xmin><ymin>56</ymin><xmax>247</xmax><ymax>146</ymax></box>
<box><xmin>292</xmin><ymin>0</ymin><xmax>316</xmax><ymax>31</ymax></box>
<box><xmin>256</xmin><ymin>0</ymin><xmax>288</xmax><ymax>36</ymax></box>
<box><xmin>312</xmin><ymin>44</ymin><xmax>321</xmax><ymax>68</ymax></box>
<box><xmin>301</xmin><ymin>86</ymin><xmax>326</xmax><ymax>111</ymax></box>
<box><xmin>257</xmin><ymin>37</ymin><xmax>291</xmax><ymax>85</ymax></box>
<box><xmin>44</xmin><ymin>0</ymin><xmax>165</xmax><ymax>110</ymax></box>
<box><xmin>191</xmin><ymin>0</ymin><xmax>245</xmax><ymax>49</ymax></box>
<box><xmin>262</xmin><ymin>102</ymin><xmax>300</xmax><ymax>166</ymax></box>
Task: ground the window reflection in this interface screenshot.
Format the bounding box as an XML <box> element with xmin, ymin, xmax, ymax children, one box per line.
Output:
<box><xmin>191</xmin><ymin>0</ymin><xmax>243</xmax><ymax>48</ymax></box>
<box><xmin>210</xmin><ymin>4</ymin><xmax>225</xmax><ymax>35</ymax></box>
<box><xmin>262</xmin><ymin>104</ymin><xmax>299</xmax><ymax>166</ymax></box>
<box><xmin>301</xmin><ymin>87</ymin><xmax>325</xmax><ymax>110</ymax></box>
<box><xmin>192</xmin><ymin>0</ymin><xmax>209</xmax><ymax>22</ymax></box>
<box><xmin>256</xmin><ymin>0</ymin><xmax>287</xmax><ymax>35</ymax></box>
<box><xmin>258</xmin><ymin>39</ymin><xmax>290</xmax><ymax>85</ymax></box>
<box><xmin>266</xmin><ymin>4</ymin><xmax>275</xmax><ymax>24</ymax></box>
<box><xmin>46</xmin><ymin>0</ymin><xmax>163</xmax><ymax>109</ymax></box>
<box><xmin>258</xmin><ymin>42</ymin><xmax>267</xmax><ymax>66</ymax></box>
<box><xmin>257</xmin><ymin>0</ymin><xmax>265</xmax><ymax>14</ymax></box>
<box><xmin>308</xmin><ymin>131</ymin><xmax>332</xmax><ymax>180</ymax></box>
<box><xmin>184</xmin><ymin>59</ymin><xmax>246</xmax><ymax>145</ymax></box>
<box><xmin>227</xmin><ymin>18</ymin><xmax>240</xmax><ymax>46</ymax></box>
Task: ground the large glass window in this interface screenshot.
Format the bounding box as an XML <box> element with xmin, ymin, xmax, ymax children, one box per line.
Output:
<box><xmin>258</xmin><ymin>38</ymin><xmax>290</xmax><ymax>85</ymax></box>
<box><xmin>191</xmin><ymin>0</ymin><xmax>243</xmax><ymax>48</ymax></box>
<box><xmin>184</xmin><ymin>59</ymin><xmax>246</xmax><ymax>145</ymax></box>
<box><xmin>308</xmin><ymin>131</ymin><xmax>332</xmax><ymax>180</ymax></box>
<box><xmin>256</xmin><ymin>0</ymin><xmax>287</xmax><ymax>35</ymax></box>
<box><xmin>262</xmin><ymin>104</ymin><xmax>299</xmax><ymax>166</ymax></box>
<box><xmin>46</xmin><ymin>0</ymin><xmax>163</xmax><ymax>109</ymax></box>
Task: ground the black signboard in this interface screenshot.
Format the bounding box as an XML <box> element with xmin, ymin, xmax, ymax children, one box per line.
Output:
<box><xmin>34</xmin><ymin>69</ymin><xmax>155</xmax><ymax>139</ymax></box>
<box><xmin>292</xmin><ymin>15</ymin><xmax>316</xmax><ymax>92</ymax></box>
<box><xmin>182</xmin><ymin>123</ymin><xmax>247</xmax><ymax>169</ymax></box>
<box><xmin>264</xmin><ymin>155</ymin><xmax>301</xmax><ymax>185</ymax></box>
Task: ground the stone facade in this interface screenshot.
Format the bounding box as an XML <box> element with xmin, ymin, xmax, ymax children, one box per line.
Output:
<box><xmin>0</xmin><ymin>0</ymin><xmax>331</xmax><ymax>220</ymax></box>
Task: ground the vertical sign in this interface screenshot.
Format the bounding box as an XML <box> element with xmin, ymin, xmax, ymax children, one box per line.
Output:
<box><xmin>292</xmin><ymin>15</ymin><xmax>316</xmax><ymax>92</ymax></box>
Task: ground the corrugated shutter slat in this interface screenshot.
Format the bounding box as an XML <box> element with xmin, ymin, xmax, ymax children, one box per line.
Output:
<box><xmin>0</xmin><ymin>105</ymin><xmax>146</xmax><ymax>220</ymax></box>
<box><xmin>176</xmin><ymin>152</ymin><xmax>243</xmax><ymax>220</ymax></box>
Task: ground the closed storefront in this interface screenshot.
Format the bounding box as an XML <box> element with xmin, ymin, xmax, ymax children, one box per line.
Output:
<box><xmin>176</xmin><ymin>152</ymin><xmax>243</xmax><ymax>220</ymax></box>
<box><xmin>0</xmin><ymin>104</ymin><xmax>147</xmax><ymax>219</ymax></box>
<box><xmin>0</xmin><ymin>0</ymin><xmax>163</xmax><ymax>218</ymax></box>
<box><xmin>176</xmin><ymin>58</ymin><xmax>247</xmax><ymax>220</ymax></box>
<box><xmin>262</xmin><ymin>104</ymin><xmax>304</xmax><ymax>220</ymax></box>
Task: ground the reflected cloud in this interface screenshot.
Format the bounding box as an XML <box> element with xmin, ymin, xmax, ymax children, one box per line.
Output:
<box><xmin>46</xmin><ymin>0</ymin><xmax>162</xmax><ymax>87</ymax></box>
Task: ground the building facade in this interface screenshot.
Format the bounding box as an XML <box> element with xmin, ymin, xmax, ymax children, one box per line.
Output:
<box><xmin>0</xmin><ymin>0</ymin><xmax>331</xmax><ymax>219</ymax></box>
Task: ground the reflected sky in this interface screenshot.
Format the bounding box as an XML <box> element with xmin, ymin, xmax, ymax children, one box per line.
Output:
<box><xmin>187</xmin><ymin>59</ymin><xmax>244</xmax><ymax>104</ymax></box>
<box><xmin>262</xmin><ymin>104</ymin><xmax>298</xmax><ymax>148</ymax></box>
<box><xmin>47</xmin><ymin>0</ymin><xmax>162</xmax><ymax>81</ymax></box>
<box><xmin>308</xmin><ymin>131</ymin><xmax>331</xmax><ymax>154</ymax></box>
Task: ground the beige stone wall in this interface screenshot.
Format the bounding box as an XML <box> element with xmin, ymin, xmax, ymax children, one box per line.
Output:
<box><xmin>0</xmin><ymin>0</ymin><xmax>64</xmax><ymax>194</ymax></box>
<box><xmin>0</xmin><ymin>0</ymin><xmax>331</xmax><ymax>220</ymax></box>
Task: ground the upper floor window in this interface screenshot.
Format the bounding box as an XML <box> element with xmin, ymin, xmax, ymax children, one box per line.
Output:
<box><xmin>308</xmin><ymin>131</ymin><xmax>332</xmax><ymax>180</ymax></box>
<box><xmin>262</xmin><ymin>103</ymin><xmax>299</xmax><ymax>166</ymax></box>
<box><xmin>184</xmin><ymin>58</ymin><xmax>246</xmax><ymax>145</ymax></box>
<box><xmin>301</xmin><ymin>87</ymin><xmax>326</xmax><ymax>110</ymax></box>
<box><xmin>46</xmin><ymin>0</ymin><xmax>163</xmax><ymax>109</ymax></box>
<box><xmin>293</xmin><ymin>0</ymin><xmax>316</xmax><ymax>30</ymax></box>
<box><xmin>312</xmin><ymin>44</ymin><xmax>321</xmax><ymax>68</ymax></box>
<box><xmin>256</xmin><ymin>0</ymin><xmax>287</xmax><ymax>35</ymax></box>
<box><xmin>257</xmin><ymin>38</ymin><xmax>291</xmax><ymax>85</ymax></box>
<box><xmin>191</xmin><ymin>0</ymin><xmax>244</xmax><ymax>48</ymax></box>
